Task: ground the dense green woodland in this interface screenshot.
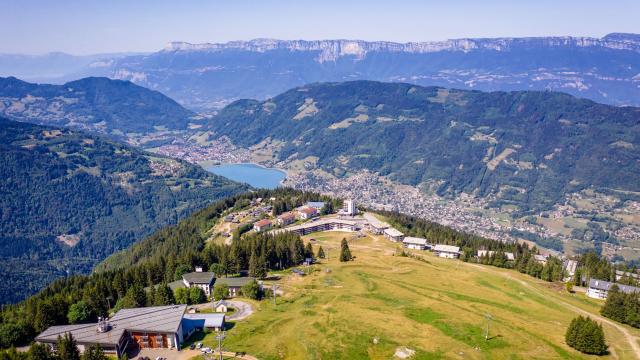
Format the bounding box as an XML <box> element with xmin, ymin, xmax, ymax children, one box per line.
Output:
<box><xmin>0</xmin><ymin>76</ymin><xmax>195</xmax><ymax>135</ymax></box>
<box><xmin>0</xmin><ymin>189</ymin><xmax>317</xmax><ymax>348</ymax></box>
<box><xmin>0</xmin><ymin>117</ymin><xmax>247</xmax><ymax>304</ymax></box>
<box><xmin>210</xmin><ymin>81</ymin><xmax>640</xmax><ymax>214</ymax></box>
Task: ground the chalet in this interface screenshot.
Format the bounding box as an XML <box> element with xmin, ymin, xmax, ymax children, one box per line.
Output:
<box><xmin>182</xmin><ymin>270</ymin><xmax>215</xmax><ymax>297</ymax></box>
<box><xmin>615</xmin><ymin>270</ymin><xmax>640</xmax><ymax>282</ymax></box>
<box><xmin>216</xmin><ymin>277</ymin><xmax>255</xmax><ymax>297</ymax></box>
<box><xmin>297</xmin><ymin>207</ymin><xmax>318</xmax><ymax>220</ymax></box>
<box><xmin>36</xmin><ymin>305</ymin><xmax>189</xmax><ymax>357</ymax></box>
<box><xmin>402</xmin><ymin>237</ymin><xmax>429</xmax><ymax>250</ymax></box>
<box><xmin>587</xmin><ymin>279</ymin><xmax>640</xmax><ymax>299</ymax></box>
<box><xmin>534</xmin><ymin>254</ymin><xmax>548</xmax><ymax>265</ymax></box>
<box><xmin>253</xmin><ymin>219</ymin><xmax>272</xmax><ymax>232</ymax></box>
<box><xmin>433</xmin><ymin>244</ymin><xmax>460</xmax><ymax>259</ymax></box>
<box><xmin>276</xmin><ymin>212</ymin><xmax>296</xmax><ymax>226</ymax></box>
<box><xmin>384</xmin><ymin>228</ymin><xmax>405</xmax><ymax>242</ymax></box>
<box><xmin>477</xmin><ymin>250</ymin><xmax>515</xmax><ymax>261</ymax></box>
<box><xmin>213</xmin><ymin>300</ymin><xmax>228</xmax><ymax>313</ymax></box>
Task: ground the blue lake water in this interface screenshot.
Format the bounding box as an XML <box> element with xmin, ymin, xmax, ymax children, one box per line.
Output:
<box><xmin>205</xmin><ymin>163</ymin><xmax>286</xmax><ymax>189</ymax></box>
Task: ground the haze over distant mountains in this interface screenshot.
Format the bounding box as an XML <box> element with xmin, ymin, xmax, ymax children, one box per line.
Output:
<box><xmin>2</xmin><ymin>33</ymin><xmax>639</xmax><ymax>110</ymax></box>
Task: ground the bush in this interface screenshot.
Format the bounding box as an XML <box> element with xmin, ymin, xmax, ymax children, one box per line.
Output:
<box><xmin>67</xmin><ymin>300</ymin><xmax>92</xmax><ymax>324</ymax></box>
<box><xmin>188</xmin><ymin>287</ymin><xmax>207</xmax><ymax>304</ymax></box>
<box><xmin>213</xmin><ymin>283</ymin><xmax>229</xmax><ymax>301</ymax></box>
<box><xmin>565</xmin><ymin>316</ymin><xmax>607</xmax><ymax>355</ymax></box>
<box><xmin>241</xmin><ymin>279</ymin><xmax>262</xmax><ymax>300</ymax></box>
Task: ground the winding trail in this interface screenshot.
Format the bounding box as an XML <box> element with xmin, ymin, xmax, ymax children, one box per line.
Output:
<box><xmin>225</xmin><ymin>299</ymin><xmax>254</xmax><ymax>321</ymax></box>
<box><xmin>469</xmin><ymin>263</ymin><xmax>640</xmax><ymax>359</ymax></box>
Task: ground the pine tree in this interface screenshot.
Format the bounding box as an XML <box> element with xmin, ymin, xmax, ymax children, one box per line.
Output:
<box><xmin>601</xmin><ymin>285</ymin><xmax>626</xmax><ymax>322</ymax></box>
<box><xmin>27</xmin><ymin>342</ymin><xmax>54</xmax><ymax>360</ymax></box>
<box><xmin>57</xmin><ymin>333</ymin><xmax>80</xmax><ymax>360</ymax></box>
<box><xmin>248</xmin><ymin>248</ymin><xmax>259</xmax><ymax>278</ymax></box>
<box><xmin>304</xmin><ymin>242</ymin><xmax>314</xmax><ymax>260</ymax></box>
<box><xmin>82</xmin><ymin>344</ymin><xmax>107</xmax><ymax>360</ymax></box>
<box><xmin>339</xmin><ymin>239</ymin><xmax>352</xmax><ymax>262</ymax></box>
<box><xmin>317</xmin><ymin>246</ymin><xmax>326</xmax><ymax>259</ymax></box>
<box><xmin>566</xmin><ymin>316</ymin><xmax>607</xmax><ymax>355</ymax></box>
<box><xmin>154</xmin><ymin>283</ymin><xmax>175</xmax><ymax>305</ymax></box>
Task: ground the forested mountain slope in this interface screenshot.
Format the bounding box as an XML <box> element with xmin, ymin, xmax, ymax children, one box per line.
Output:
<box><xmin>0</xmin><ymin>117</ymin><xmax>248</xmax><ymax>304</ymax></box>
<box><xmin>209</xmin><ymin>81</ymin><xmax>640</xmax><ymax>214</ymax></box>
<box><xmin>0</xmin><ymin>76</ymin><xmax>197</xmax><ymax>138</ymax></box>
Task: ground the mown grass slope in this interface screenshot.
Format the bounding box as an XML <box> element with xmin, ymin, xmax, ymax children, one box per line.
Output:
<box><xmin>202</xmin><ymin>231</ymin><xmax>640</xmax><ymax>359</ymax></box>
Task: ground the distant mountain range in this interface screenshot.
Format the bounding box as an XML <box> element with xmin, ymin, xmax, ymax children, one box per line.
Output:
<box><xmin>209</xmin><ymin>81</ymin><xmax>640</xmax><ymax>214</ymax></box>
<box><xmin>0</xmin><ymin>117</ymin><xmax>247</xmax><ymax>304</ymax></box>
<box><xmin>3</xmin><ymin>34</ymin><xmax>637</xmax><ymax>110</ymax></box>
<box><xmin>0</xmin><ymin>76</ymin><xmax>200</xmax><ymax>141</ymax></box>
<box><xmin>0</xmin><ymin>51</ymin><xmax>141</xmax><ymax>83</ymax></box>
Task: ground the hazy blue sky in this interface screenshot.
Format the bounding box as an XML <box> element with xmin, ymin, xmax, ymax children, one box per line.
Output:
<box><xmin>2</xmin><ymin>0</ymin><xmax>639</xmax><ymax>55</ymax></box>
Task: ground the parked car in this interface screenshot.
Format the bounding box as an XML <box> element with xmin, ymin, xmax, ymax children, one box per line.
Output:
<box><xmin>196</xmin><ymin>342</ymin><xmax>203</xmax><ymax>349</ymax></box>
<box><xmin>189</xmin><ymin>344</ymin><xmax>195</xmax><ymax>350</ymax></box>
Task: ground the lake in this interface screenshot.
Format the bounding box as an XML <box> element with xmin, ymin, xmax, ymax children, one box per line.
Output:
<box><xmin>205</xmin><ymin>163</ymin><xmax>287</xmax><ymax>189</ymax></box>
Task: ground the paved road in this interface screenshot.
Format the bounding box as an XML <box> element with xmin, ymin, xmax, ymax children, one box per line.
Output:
<box><xmin>191</xmin><ymin>299</ymin><xmax>253</xmax><ymax>321</ymax></box>
<box><xmin>138</xmin><ymin>348</ymin><xmax>259</xmax><ymax>360</ymax></box>
<box><xmin>225</xmin><ymin>300</ymin><xmax>253</xmax><ymax>321</ymax></box>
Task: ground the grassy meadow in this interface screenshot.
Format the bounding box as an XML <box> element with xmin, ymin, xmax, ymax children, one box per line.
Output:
<box><xmin>197</xmin><ymin>231</ymin><xmax>640</xmax><ymax>359</ymax></box>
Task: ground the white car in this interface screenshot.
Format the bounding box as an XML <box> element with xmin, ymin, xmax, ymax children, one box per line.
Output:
<box><xmin>196</xmin><ymin>342</ymin><xmax>203</xmax><ymax>349</ymax></box>
<box><xmin>201</xmin><ymin>347</ymin><xmax>212</xmax><ymax>354</ymax></box>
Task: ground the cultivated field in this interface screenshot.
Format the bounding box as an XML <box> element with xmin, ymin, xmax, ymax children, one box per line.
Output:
<box><xmin>198</xmin><ymin>231</ymin><xmax>640</xmax><ymax>359</ymax></box>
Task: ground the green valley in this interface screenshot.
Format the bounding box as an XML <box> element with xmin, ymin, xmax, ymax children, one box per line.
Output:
<box><xmin>0</xmin><ymin>117</ymin><xmax>248</xmax><ymax>304</ymax></box>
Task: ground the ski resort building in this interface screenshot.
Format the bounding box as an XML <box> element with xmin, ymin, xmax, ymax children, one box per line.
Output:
<box><xmin>36</xmin><ymin>305</ymin><xmax>189</xmax><ymax>357</ymax></box>
<box><xmin>272</xmin><ymin>218</ymin><xmax>359</xmax><ymax>236</ymax></box>
<box><xmin>181</xmin><ymin>270</ymin><xmax>216</xmax><ymax>297</ymax></box>
<box><xmin>253</xmin><ymin>219</ymin><xmax>272</xmax><ymax>232</ymax></box>
<box><xmin>384</xmin><ymin>228</ymin><xmax>405</xmax><ymax>242</ymax></box>
<box><xmin>587</xmin><ymin>279</ymin><xmax>640</xmax><ymax>300</ymax></box>
<box><xmin>433</xmin><ymin>244</ymin><xmax>460</xmax><ymax>259</ymax></box>
<box><xmin>402</xmin><ymin>237</ymin><xmax>429</xmax><ymax>250</ymax></box>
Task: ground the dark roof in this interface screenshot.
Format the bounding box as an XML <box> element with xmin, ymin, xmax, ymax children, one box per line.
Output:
<box><xmin>36</xmin><ymin>305</ymin><xmax>186</xmax><ymax>345</ymax></box>
<box><xmin>216</xmin><ymin>276</ymin><xmax>255</xmax><ymax>288</ymax></box>
<box><xmin>182</xmin><ymin>271</ymin><xmax>215</xmax><ymax>285</ymax></box>
<box><xmin>589</xmin><ymin>279</ymin><xmax>640</xmax><ymax>294</ymax></box>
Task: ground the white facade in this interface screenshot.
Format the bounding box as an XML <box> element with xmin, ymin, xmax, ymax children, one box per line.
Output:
<box><xmin>433</xmin><ymin>244</ymin><xmax>460</xmax><ymax>259</ymax></box>
<box><xmin>403</xmin><ymin>237</ymin><xmax>428</xmax><ymax>250</ymax></box>
<box><xmin>343</xmin><ymin>199</ymin><xmax>356</xmax><ymax>216</ymax></box>
<box><xmin>587</xmin><ymin>287</ymin><xmax>607</xmax><ymax>299</ymax></box>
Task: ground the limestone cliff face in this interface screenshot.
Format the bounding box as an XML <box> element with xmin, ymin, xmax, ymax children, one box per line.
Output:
<box><xmin>162</xmin><ymin>34</ymin><xmax>640</xmax><ymax>63</ymax></box>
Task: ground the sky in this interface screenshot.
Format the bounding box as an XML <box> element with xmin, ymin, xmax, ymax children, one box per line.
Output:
<box><xmin>1</xmin><ymin>0</ymin><xmax>639</xmax><ymax>55</ymax></box>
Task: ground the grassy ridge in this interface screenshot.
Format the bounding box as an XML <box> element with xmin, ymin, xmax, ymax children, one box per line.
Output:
<box><xmin>207</xmin><ymin>231</ymin><xmax>640</xmax><ymax>359</ymax></box>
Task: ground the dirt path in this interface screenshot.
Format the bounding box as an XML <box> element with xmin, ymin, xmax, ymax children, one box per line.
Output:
<box><xmin>469</xmin><ymin>263</ymin><xmax>640</xmax><ymax>359</ymax></box>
